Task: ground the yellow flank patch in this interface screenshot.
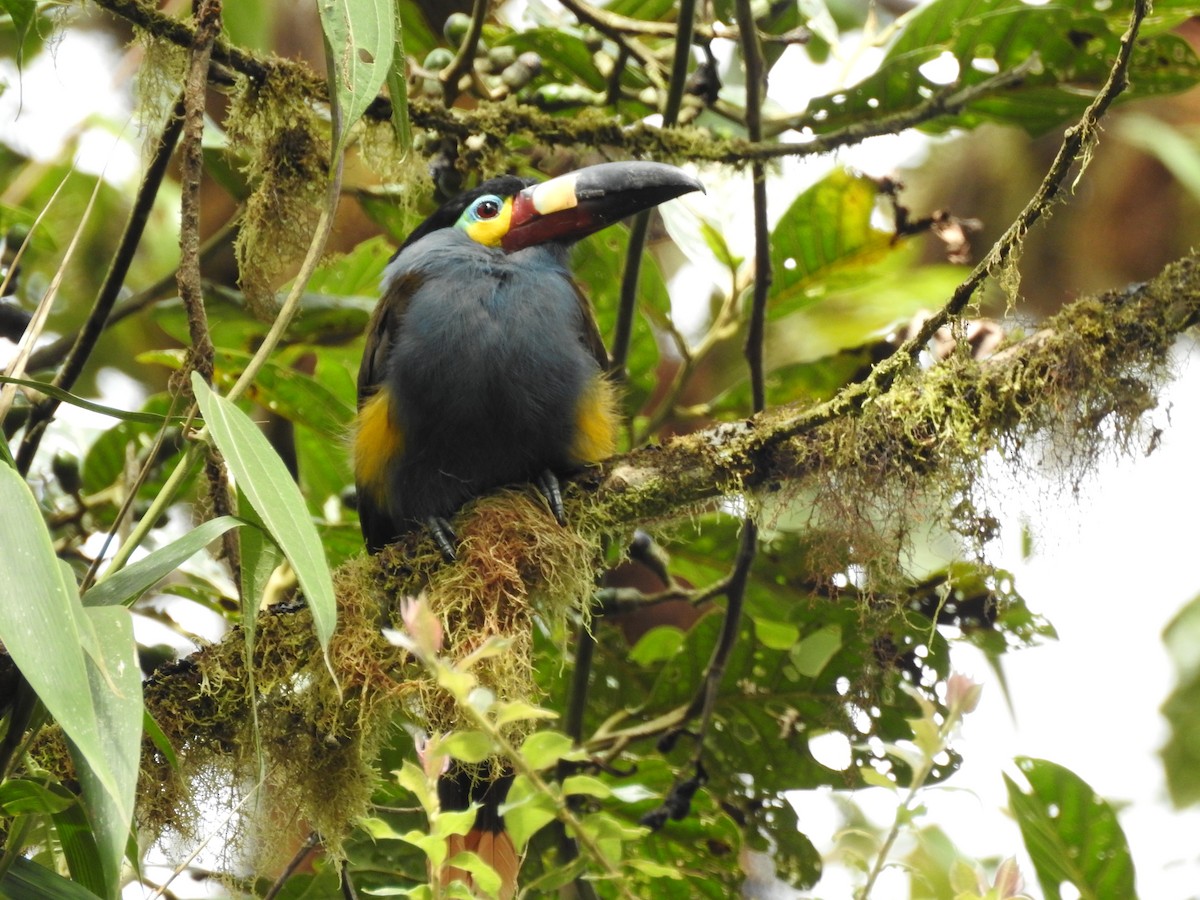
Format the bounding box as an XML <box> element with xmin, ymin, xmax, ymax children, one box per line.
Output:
<box><xmin>570</xmin><ymin>375</ymin><xmax>619</xmax><ymax>464</ymax></box>
<box><xmin>465</xmin><ymin>197</ymin><xmax>514</xmax><ymax>247</ymax></box>
<box><xmin>355</xmin><ymin>389</ymin><xmax>403</xmax><ymax>502</ymax></box>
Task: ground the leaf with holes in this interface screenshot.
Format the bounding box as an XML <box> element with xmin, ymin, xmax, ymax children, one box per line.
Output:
<box><xmin>318</xmin><ymin>0</ymin><xmax>395</xmax><ymax>160</ymax></box>
<box><xmin>1005</xmin><ymin>757</ymin><xmax>1137</xmax><ymax>900</ymax></box>
<box><xmin>768</xmin><ymin>169</ymin><xmax>893</xmax><ymax>321</ymax></box>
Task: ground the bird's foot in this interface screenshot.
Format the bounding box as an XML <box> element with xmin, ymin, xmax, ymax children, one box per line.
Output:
<box><xmin>426</xmin><ymin>516</ymin><xmax>458</xmax><ymax>562</ymax></box>
<box><xmin>534</xmin><ymin>470</ymin><xmax>566</xmax><ymax>526</ymax></box>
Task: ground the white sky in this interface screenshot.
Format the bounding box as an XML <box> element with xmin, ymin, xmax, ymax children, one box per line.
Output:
<box><xmin>797</xmin><ymin>341</ymin><xmax>1200</xmax><ymax>899</ymax></box>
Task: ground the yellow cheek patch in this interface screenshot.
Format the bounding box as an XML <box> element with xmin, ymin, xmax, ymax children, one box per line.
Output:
<box><xmin>570</xmin><ymin>375</ymin><xmax>619</xmax><ymax>464</ymax></box>
<box><xmin>464</xmin><ymin>198</ymin><xmax>514</xmax><ymax>247</ymax></box>
<box><xmin>355</xmin><ymin>389</ymin><xmax>404</xmax><ymax>503</ymax></box>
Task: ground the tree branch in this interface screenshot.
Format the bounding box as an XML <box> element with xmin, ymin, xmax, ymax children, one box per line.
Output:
<box><xmin>88</xmin><ymin>0</ymin><xmax>1041</xmax><ymax>167</ymax></box>
<box><xmin>123</xmin><ymin>246</ymin><xmax>1200</xmax><ymax>766</ymax></box>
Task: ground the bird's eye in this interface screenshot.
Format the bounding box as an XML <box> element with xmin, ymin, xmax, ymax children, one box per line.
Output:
<box><xmin>473</xmin><ymin>196</ymin><xmax>502</xmax><ymax>220</ymax></box>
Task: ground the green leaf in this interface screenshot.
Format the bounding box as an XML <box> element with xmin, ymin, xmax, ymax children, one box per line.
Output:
<box><xmin>492</xmin><ymin>700</ymin><xmax>559</xmax><ymax>727</ymax></box>
<box><xmin>0</xmin><ymin>855</ymin><xmax>105</xmax><ymax>900</ymax></box>
<box><xmin>0</xmin><ymin>779</ymin><xmax>75</xmax><ymax>815</ymax></box>
<box><xmin>72</xmin><ymin>605</ymin><xmax>143</xmax><ymax>897</ymax></box>
<box><xmin>49</xmin><ymin>784</ymin><xmax>107</xmax><ymax>896</ymax></box>
<box><xmin>359</xmin><ymin>815</ymin><xmax>407</xmax><ymax>840</ymax></box>
<box><xmin>432</xmin><ymin>808</ymin><xmax>478</xmax><ymax>838</ymax></box>
<box><xmin>790</xmin><ymin>624</ymin><xmax>842</xmax><ymax>677</ymax></box>
<box><xmin>386</xmin><ymin>1</ymin><xmax>411</xmax><ymax>152</ymax></box>
<box><xmin>143</xmin><ymin>709</ymin><xmax>179</xmax><ymax>771</ymax></box>
<box><xmin>500</xmin><ymin>776</ymin><xmax>558</xmax><ymax>852</ymax></box>
<box><xmin>191</xmin><ymin>373</ymin><xmax>338</xmax><ymax>670</ymax></box>
<box><xmin>628</xmin><ymin>626</ymin><xmax>686</xmax><ymax>666</ymax></box>
<box><xmin>1005</xmin><ymin>757</ymin><xmax>1136</xmax><ymax>900</ymax></box>
<box><xmin>1161</xmin><ymin>592</ymin><xmax>1200</xmax><ymax>807</ymax></box>
<box><xmin>443</xmin><ymin>851</ymin><xmax>502</xmax><ymax>897</ymax></box>
<box><xmin>319</xmin><ymin>0</ymin><xmax>395</xmax><ymax>160</ymax></box>
<box><xmin>562</xmin><ymin>774</ymin><xmax>612</xmax><ymax>799</ymax></box>
<box><xmin>398</xmin><ymin>829</ymin><xmax>449</xmax><ymax>868</ymax></box>
<box><xmin>0</xmin><ymin>465</ymin><xmax>141</xmax><ymax>898</ymax></box>
<box><xmin>517</xmin><ymin>731</ymin><xmax>574</xmax><ymax>769</ymax></box>
<box><xmin>0</xmin><ymin>376</ymin><xmax>180</xmax><ymax>425</ymax></box>
<box><xmin>753</xmin><ymin>618</ymin><xmax>800</xmax><ymax>651</ymax></box>
<box><xmin>0</xmin><ymin>0</ymin><xmax>36</xmax><ymax>67</ymax></box>
<box><xmin>306</xmin><ymin>234</ymin><xmax>395</xmax><ymax>295</ymax></box>
<box><xmin>626</xmin><ymin>857</ymin><xmax>683</xmax><ymax>879</ymax></box>
<box><xmin>238</xmin><ymin>486</ymin><xmax>284</xmax><ymax>634</ymax></box>
<box><xmin>82</xmin><ymin>515</ymin><xmax>243</xmax><ymax>607</ymax></box>
<box><xmin>441</xmin><ymin>731</ymin><xmax>495</xmax><ymax>764</ymax></box>
<box><xmin>395</xmin><ymin>760</ymin><xmax>433</xmax><ymax>810</ymax></box>
<box><xmin>768</xmin><ymin>169</ymin><xmax>892</xmax><ymax>320</ymax></box>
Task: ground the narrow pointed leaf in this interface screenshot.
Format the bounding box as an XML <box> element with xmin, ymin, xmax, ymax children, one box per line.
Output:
<box><xmin>83</xmin><ymin>515</ymin><xmax>243</xmax><ymax>607</ymax></box>
<box><xmin>191</xmin><ymin>373</ymin><xmax>337</xmax><ymax>665</ymax></box>
<box><xmin>0</xmin><ymin>465</ymin><xmax>139</xmax><ymax>896</ymax></box>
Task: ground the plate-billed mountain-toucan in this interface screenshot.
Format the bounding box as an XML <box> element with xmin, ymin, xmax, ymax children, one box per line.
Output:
<box><xmin>353</xmin><ymin>161</ymin><xmax>703</xmax><ymax>897</ymax></box>
<box><xmin>355</xmin><ymin>161</ymin><xmax>704</xmax><ymax>558</ymax></box>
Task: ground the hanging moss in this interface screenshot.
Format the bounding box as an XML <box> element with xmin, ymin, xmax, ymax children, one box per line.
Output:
<box><xmin>226</xmin><ymin>75</ymin><xmax>329</xmax><ymax>317</ymax></box>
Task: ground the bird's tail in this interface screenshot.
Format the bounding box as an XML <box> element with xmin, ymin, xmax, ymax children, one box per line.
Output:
<box><xmin>437</xmin><ymin>766</ymin><xmax>519</xmax><ymax>899</ymax></box>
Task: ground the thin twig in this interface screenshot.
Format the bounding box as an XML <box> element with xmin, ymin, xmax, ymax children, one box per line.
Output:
<box><xmin>642</xmin><ymin>521</ymin><xmax>757</xmax><ymax>829</ymax></box>
<box><xmin>449</xmin><ymin>680</ymin><xmax>639</xmax><ymax>900</ymax></box>
<box><xmin>0</xmin><ymin>168</ymin><xmax>76</xmax><ymax>424</ymax></box>
<box><xmin>439</xmin><ymin>0</ymin><xmax>488</xmax><ymax>104</ymax></box>
<box><xmin>686</xmin><ymin>522</ymin><xmax>756</xmax><ymax>723</ymax></box>
<box><xmin>555</xmin><ymin>0</ymin><xmax>770</xmax><ymax>45</ymax></box>
<box><xmin>737</xmin><ymin>0</ymin><xmax>770</xmax><ymax>414</ymax></box>
<box><xmin>558</xmin><ymin>0</ymin><xmax>665</xmax><ymax>87</ymax></box>
<box><xmin>262</xmin><ymin>832</ymin><xmax>321</xmax><ymax>900</ymax></box>
<box><xmin>609</xmin><ymin>0</ymin><xmax>696</xmax><ymax>381</ymax></box>
<box><xmin>178</xmin><ymin>0</ymin><xmax>240</xmax><ymax>583</ymax></box>
<box><xmin>609</xmin><ymin>212</ymin><xmax>648</xmax><ymax>381</ymax></box>
<box><xmin>11</xmin><ymin>168</ymin><xmax>110</xmax><ymax>474</ymax></box>
<box><xmin>661</xmin><ymin>0</ymin><xmax>697</xmax><ymax>126</ymax></box>
<box><xmin>178</xmin><ymin>6</ymin><xmax>218</xmax><ymax>387</ymax></box>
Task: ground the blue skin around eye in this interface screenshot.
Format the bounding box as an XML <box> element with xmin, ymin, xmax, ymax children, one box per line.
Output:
<box><xmin>458</xmin><ymin>194</ymin><xmax>505</xmax><ymax>229</ymax></box>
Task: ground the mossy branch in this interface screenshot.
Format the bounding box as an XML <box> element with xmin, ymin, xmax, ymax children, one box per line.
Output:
<box><xmin>127</xmin><ymin>246</ymin><xmax>1200</xmax><ymax>770</ymax></box>
<box><xmin>586</xmin><ymin>248</ymin><xmax>1200</xmax><ymax>528</ymax></box>
<box><xmin>92</xmin><ymin>0</ymin><xmax>1038</xmax><ymax>168</ymax></box>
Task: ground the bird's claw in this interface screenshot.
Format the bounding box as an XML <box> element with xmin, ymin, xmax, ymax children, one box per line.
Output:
<box><xmin>535</xmin><ymin>470</ymin><xmax>567</xmax><ymax>526</ymax></box>
<box><xmin>426</xmin><ymin>516</ymin><xmax>458</xmax><ymax>562</ymax></box>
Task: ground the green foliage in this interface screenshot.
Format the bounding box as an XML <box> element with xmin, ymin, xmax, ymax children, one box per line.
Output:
<box><xmin>0</xmin><ymin>465</ymin><xmax>141</xmax><ymax>899</ymax></box>
<box><xmin>1005</xmin><ymin>757</ymin><xmax>1137</xmax><ymax>900</ymax></box>
<box><xmin>1161</xmin><ymin>592</ymin><xmax>1200</xmax><ymax>807</ymax></box>
<box><xmin>319</xmin><ymin>0</ymin><xmax>403</xmax><ymax>159</ymax></box>
<box><xmin>192</xmin><ymin>374</ymin><xmax>338</xmax><ymax>664</ymax></box>
<box><xmin>802</xmin><ymin>0</ymin><xmax>1200</xmax><ymax>136</ymax></box>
